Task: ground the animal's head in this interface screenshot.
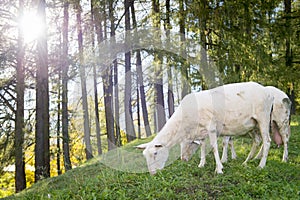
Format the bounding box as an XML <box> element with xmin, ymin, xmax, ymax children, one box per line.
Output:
<box><xmin>180</xmin><ymin>140</ymin><xmax>201</xmax><ymax>161</ymax></box>
<box><xmin>136</xmin><ymin>143</ymin><xmax>169</xmax><ymax>175</ymax></box>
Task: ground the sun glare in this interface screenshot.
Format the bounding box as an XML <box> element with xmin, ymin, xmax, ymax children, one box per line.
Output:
<box><xmin>19</xmin><ymin>12</ymin><xmax>45</xmax><ymax>43</ymax></box>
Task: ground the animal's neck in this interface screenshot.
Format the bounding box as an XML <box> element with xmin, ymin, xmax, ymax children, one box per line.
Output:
<box><xmin>154</xmin><ymin>108</ymin><xmax>182</xmax><ymax>148</ymax></box>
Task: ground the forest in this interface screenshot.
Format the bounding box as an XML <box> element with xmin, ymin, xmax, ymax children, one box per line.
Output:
<box><xmin>0</xmin><ymin>0</ymin><xmax>299</xmax><ymax>197</ymax></box>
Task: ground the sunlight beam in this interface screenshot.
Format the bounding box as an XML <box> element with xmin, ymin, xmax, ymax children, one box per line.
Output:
<box><xmin>19</xmin><ymin>12</ymin><xmax>45</xmax><ymax>43</ymax></box>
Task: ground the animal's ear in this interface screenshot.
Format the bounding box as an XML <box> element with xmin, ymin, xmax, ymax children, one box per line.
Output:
<box><xmin>136</xmin><ymin>143</ymin><xmax>149</xmax><ymax>149</ymax></box>
<box><xmin>192</xmin><ymin>140</ymin><xmax>201</xmax><ymax>145</ymax></box>
<box><xmin>154</xmin><ymin>144</ymin><xmax>163</xmax><ymax>148</ymax></box>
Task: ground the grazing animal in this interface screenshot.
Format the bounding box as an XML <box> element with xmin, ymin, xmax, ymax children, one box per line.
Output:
<box><xmin>181</xmin><ymin>86</ymin><xmax>291</xmax><ymax>167</ymax></box>
<box><xmin>137</xmin><ymin>82</ymin><xmax>274</xmax><ymax>174</ymax></box>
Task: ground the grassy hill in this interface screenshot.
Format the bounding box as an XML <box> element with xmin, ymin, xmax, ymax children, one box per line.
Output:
<box><xmin>4</xmin><ymin>117</ymin><xmax>300</xmax><ymax>200</ymax></box>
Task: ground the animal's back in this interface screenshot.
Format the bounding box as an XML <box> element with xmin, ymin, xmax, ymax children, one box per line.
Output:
<box><xmin>182</xmin><ymin>82</ymin><xmax>272</xmax><ymax>136</ymax></box>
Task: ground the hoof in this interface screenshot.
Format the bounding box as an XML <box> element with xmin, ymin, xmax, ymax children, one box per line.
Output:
<box><xmin>215</xmin><ymin>169</ymin><xmax>223</xmax><ymax>174</ymax></box>
<box><xmin>198</xmin><ymin>163</ymin><xmax>205</xmax><ymax>168</ymax></box>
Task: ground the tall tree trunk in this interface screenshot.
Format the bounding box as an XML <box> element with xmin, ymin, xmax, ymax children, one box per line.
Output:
<box><xmin>35</xmin><ymin>0</ymin><xmax>50</xmax><ymax>182</ymax></box>
<box><xmin>284</xmin><ymin>0</ymin><xmax>292</xmax><ymax>68</ymax></box>
<box><xmin>102</xmin><ymin>71</ymin><xmax>116</xmax><ymax>150</ymax></box>
<box><xmin>91</xmin><ymin>0</ymin><xmax>103</xmax><ymax>155</ymax></box>
<box><xmin>165</xmin><ymin>0</ymin><xmax>174</xmax><ymax>117</ymax></box>
<box><xmin>136</xmin><ymin>51</ymin><xmax>152</xmax><ymax>137</ymax></box>
<box><xmin>125</xmin><ymin>0</ymin><xmax>136</xmax><ymax>142</ymax></box>
<box><xmin>131</xmin><ymin>3</ymin><xmax>140</xmax><ymax>139</ymax></box>
<box><xmin>136</xmin><ymin>80</ymin><xmax>141</xmax><ymax>139</ymax></box>
<box><xmin>198</xmin><ymin>0</ymin><xmax>214</xmax><ymax>88</ymax></box>
<box><xmin>131</xmin><ymin>1</ymin><xmax>152</xmax><ymax>137</ymax></box>
<box><xmin>109</xmin><ymin>0</ymin><xmax>122</xmax><ymax>146</ymax></box>
<box><xmin>96</xmin><ymin>0</ymin><xmax>116</xmax><ymax>150</ymax></box>
<box><xmin>284</xmin><ymin>0</ymin><xmax>295</xmax><ymax>114</ymax></box>
<box><xmin>93</xmin><ymin>64</ymin><xmax>102</xmax><ymax>155</ymax></box>
<box><xmin>179</xmin><ymin>0</ymin><xmax>190</xmax><ymax>98</ymax></box>
<box><xmin>56</xmin><ymin>74</ymin><xmax>61</xmax><ymax>175</ymax></box>
<box><xmin>113</xmin><ymin>60</ymin><xmax>121</xmax><ymax>145</ymax></box>
<box><xmin>61</xmin><ymin>0</ymin><xmax>72</xmax><ymax>171</ymax></box>
<box><xmin>152</xmin><ymin>0</ymin><xmax>166</xmax><ymax>132</ymax></box>
<box><xmin>15</xmin><ymin>0</ymin><xmax>26</xmax><ymax>191</ymax></box>
<box><xmin>75</xmin><ymin>0</ymin><xmax>93</xmax><ymax>159</ymax></box>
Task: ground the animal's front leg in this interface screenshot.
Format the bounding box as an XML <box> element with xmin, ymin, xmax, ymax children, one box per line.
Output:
<box><xmin>198</xmin><ymin>140</ymin><xmax>206</xmax><ymax>167</ymax></box>
<box><xmin>208</xmin><ymin>129</ymin><xmax>223</xmax><ymax>174</ymax></box>
<box><xmin>258</xmin><ymin>127</ymin><xmax>271</xmax><ymax>169</ymax></box>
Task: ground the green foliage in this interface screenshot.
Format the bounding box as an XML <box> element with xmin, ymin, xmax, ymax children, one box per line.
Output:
<box><xmin>4</xmin><ymin>116</ymin><xmax>300</xmax><ymax>200</ymax></box>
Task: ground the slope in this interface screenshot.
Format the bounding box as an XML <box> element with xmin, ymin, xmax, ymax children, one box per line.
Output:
<box><xmin>4</xmin><ymin>117</ymin><xmax>300</xmax><ymax>200</ymax></box>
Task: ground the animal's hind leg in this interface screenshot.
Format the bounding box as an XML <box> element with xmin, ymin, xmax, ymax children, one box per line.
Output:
<box><xmin>254</xmin><ymin>145</ymin><xmax>263</xmax><ymax>160</ymax></box>
<box><xmin>258</xmin><ymin>125</ymin><xmax>271</xmax><ymax>169</ymax></box>
<box><xmin>281</xmin><ymin>125</ymin><xmax>290</xmax><ymax>162</ymax></box>
<box><xmin>221</xmin><ymin>136</ymin><xmax>230</xmax><ymax>163</ymax></box>
<box><xmin>243</xmin><ymin>132</ymin><xmax>261</xmax><ymax>165</ymax></box>
<box><xmin>229</xmin><ymin>137</ymin><xmax>237</xmax><ymax>159</ymax></box>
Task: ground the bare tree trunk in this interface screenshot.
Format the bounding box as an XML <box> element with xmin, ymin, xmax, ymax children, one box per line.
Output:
<box><xmin>199</xmin><ymin>0</ymin><xmax>214</xmax><ymax>88</ymax></box>
<box><xmin>102</xmin><ymin>71</ymin><xmax>116</xmax><ymax>150</ymax></box>
<box><xmin>109</xmin><ymin>0</ymin><xmax>122</xmax><ymax>146</ymax></box>
<box><xmin>165</xmin><ymin>0</ymin><xmax>174</xmax><ymax>117</ymax></box>
<box><xmin>136</xmin><ymin>52</ymin><xmax>152</xmax><ymax>137</ymax></box>
<box><xmin>284</xmin><ymin>0</ymin><xmax>296</xmax><ymax>114</ymax></box>
<box><xmin>179</xmin><ymin>0</ymin><xmax>190</xmax><ymax>98</ymax></box>
<box><xmin>113</xmin><ymin>61</ymin><xmax>121</xmax><ymax>145</ymax></box>
<box><xmin>131</xmin><ymin>1</ymin><xmax>152</xmax><ymax>137</ymax></box>
<box><xmin>125</xmin><ymin>0</ymin><xmax>136</xmax><ymax>142</ymax></box>
<box><xmin>96</xmin><ymin>1</ymin><xmax>116</xmax><ymax>150</ymax></box>
<box><xmin>61</xmin><ymin>0</ymin><xmax>72</xmax><ymax>171</ymax></box>
<box><xmin>56</xmin><ymin>74</ymin><xmax>61</xmax><ymax>175</ymax></box>
<box><xmin>132</xmin><ymin>2</ymin><xmax>141</xmax><ymax>139</ymax></box>
<box><xmin>15</xmin><ymin>0</ymin><xmax>26</xmax><ymax>191</ymax></box>
<box><xmin>152</xmin><ymin>0</ymin><xmax>166</xmax><ymax>132</ymax></box>
<box><xmin>93</xmin><ymin>61</ymin><xmax>102</xmax><ymax>155</ymax></box>
<box><xmin>91</xmin><ymin>0</ymin><xmax>103</xmax><ymax>155</ymax></box>
<box><xmin>35</xmin><ymin>0</ymin><xmax>50</xmax><ymax>182</ymax></box>
<box><xmin>136</xmin><ymin>80</ymin><xmax>141</xmax><ymax>139</ymax></box>
<box><xmin>75</xmin><ymin>0</ymin><xmax>93</xmax><ymax>159</ymax></box>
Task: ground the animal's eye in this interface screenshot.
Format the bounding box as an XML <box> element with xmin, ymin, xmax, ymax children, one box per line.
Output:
<box><xmin>154</xmin><ymin>152</ymin><xmax>157</xmax><ymax>156</ymax></box>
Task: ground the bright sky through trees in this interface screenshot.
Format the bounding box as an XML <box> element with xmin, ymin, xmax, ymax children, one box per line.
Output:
<box><xmin>19</xmin><ymin>12</ymin><xmax>44</xmax><ymax>43</ymax></box>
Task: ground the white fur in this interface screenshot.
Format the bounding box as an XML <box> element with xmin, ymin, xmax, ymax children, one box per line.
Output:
<box><xmin>181</xmin><ymin>86</ymin><xmax>291</xmax><ymax>167</ymax></box>
<box><xmin>137</xmin><ymin>82</ymin><xmax>274</xmax><ymax>174</ymax></box>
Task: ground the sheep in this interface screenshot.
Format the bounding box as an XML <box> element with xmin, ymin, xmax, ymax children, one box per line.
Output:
<box><xmin>137</xmin><ymin>82</ymin><xmax>274</xmax><ymax>174</ymax></box>
<box><xmin>180</xmin><ymin>86</ymin><xmax>291</xmax><ymax>167</ymax></box>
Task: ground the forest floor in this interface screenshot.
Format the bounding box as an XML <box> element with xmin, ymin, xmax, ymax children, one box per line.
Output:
<box><xmin>4</xmin><ymin>116</ymin><xmax>300</xmax><ymax>200</ymax></box>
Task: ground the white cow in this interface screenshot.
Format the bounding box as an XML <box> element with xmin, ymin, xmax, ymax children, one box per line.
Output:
<box><xmin>181</xmin><ymin>86</ymin><xmax>291</xmax><ymax>167</ymax></box>
<box><xmin>137</xmin><ymin>82</ymin><xmax>274</xmax><ymax>174</ymax></box>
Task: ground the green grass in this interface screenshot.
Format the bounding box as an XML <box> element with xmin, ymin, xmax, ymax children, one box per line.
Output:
<box><xmin>4</xmin><ymin>117</ymin><xmax>300</xmax><ymax>200</ymax></box>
